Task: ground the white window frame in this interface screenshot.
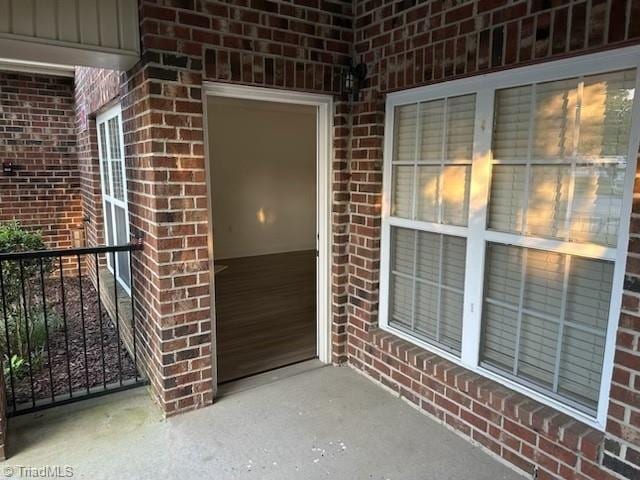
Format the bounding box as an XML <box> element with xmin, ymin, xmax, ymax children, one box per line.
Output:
<box><xmin>379</xmin><ymin>46</ymin><xmax>640</xmax><ymax>429</ymax></box>
<box><xmin>96</xmin><ymin>103</ymin><xmax>131</xmax><ymax>296</ymax></box>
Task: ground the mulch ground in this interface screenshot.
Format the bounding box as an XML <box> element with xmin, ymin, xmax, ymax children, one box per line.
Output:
<box><xmin>7</xmin><ymin>276</ymin><xmax>137</xmax><ymax>408</ymax></box>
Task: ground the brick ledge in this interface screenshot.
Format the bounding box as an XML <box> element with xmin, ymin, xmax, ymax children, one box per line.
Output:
<box><xmin>359</xmin><ymin>327</ymin><xmax>608</xmax><ymax>477</ymax></box>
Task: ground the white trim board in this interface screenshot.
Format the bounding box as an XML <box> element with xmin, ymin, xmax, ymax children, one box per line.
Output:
<box><xmin>379</xmin><ymin>45</ymin><xmax>640</xmax><ymax>430</ymax></box>
<box><xmin>0</xmin><ymin>57</ymin><xmax>75</xmax><ymax>77</ymax></box>
<box><xmin>202</xmin><ymin>82</ymin><xmax>334</xmax><ymax>391</ymax></box>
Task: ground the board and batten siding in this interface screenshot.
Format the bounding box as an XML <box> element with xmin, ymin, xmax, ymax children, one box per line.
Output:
<box><xmin>0</xmin><ymin>0</ymin><xmax>139</xmax><ymax>70</ymax></box>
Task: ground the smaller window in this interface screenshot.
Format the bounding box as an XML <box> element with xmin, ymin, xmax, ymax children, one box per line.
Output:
<box><xmin>97</xmin><ymin>105</ymin><xmax>131</xmax><ymax>294</ymax></box>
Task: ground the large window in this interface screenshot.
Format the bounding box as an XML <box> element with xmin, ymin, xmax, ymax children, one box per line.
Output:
<box><xmin>97</xmin><ymin>104</ymin><xmax>131</xmax><ymax>294</ymax></box>
<box><xmin>380</xmin><ymin>48</ymin><xmax>640</xmax><ymax>428</ymax></box>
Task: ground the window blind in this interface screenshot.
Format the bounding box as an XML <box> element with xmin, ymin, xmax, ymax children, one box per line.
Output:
<box><xmin>481</xmin><ymin>244</ymin><xmax>612</xmax><ymax>412</ymax></box>
<box><xmin>390</xmin><ymin>94</ymin><xmax>476</xmax><ymax>226</ymax></box>
<box><xmin>383</xmin><ymin>56</ymin><xmax>638</xmax><ymax>424</ymax></box>
<box><xmin>489</xmin><ymin>69</ymin><xmax>635</xmax><ymax>246</ymax></box>
<box><xmin>99</xmin><ymin>123</ymin><xmax>111</xmax><ymax>196</ymax></box>
<box><xmin>389</xmin><ymin>227</ymin><xmax>466</xmax><ymax>354</ymax></box>
<box><xmin>108</xmin><ymin>116</ymin><xmax>125</xmax><ymax>201</ymax></box>
<box><xmin>104</xmin><ymin>199</ymin><xmax>114</xmax><ymax>246</ymax></box>
<box><xmin>114</xmin><ymin>205</ymin><xmax>131</xmax><ymax>287</ymax></box>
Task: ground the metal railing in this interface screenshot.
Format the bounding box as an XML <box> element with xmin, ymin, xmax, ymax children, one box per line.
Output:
<box><xmin>0</xmin><ymin>242</ymin><xmax>146</xmax><ymax>416</ymax></box>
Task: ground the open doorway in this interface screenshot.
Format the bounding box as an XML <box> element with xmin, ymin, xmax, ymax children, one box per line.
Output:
<box><xmin>204</xmin><ymin>85</ymin><xmax>332</xmax><ymax>385</ymax></box>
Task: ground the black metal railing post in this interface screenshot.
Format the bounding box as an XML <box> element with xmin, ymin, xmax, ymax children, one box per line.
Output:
<box><xmin>95</xmin><ymin>253</ymin><xmax>107</xmax><ymax>389</ymax></box>
<box><xmin>59</xmin><ymin>256</ymin><xmax>73</xmax><ymax>398</ymax></box>
<box><xmin>112</xmin><ymin>250</ymin><xmax>123</xmax><ymax>386</ymax></box>
<box><xmin>128</xmin><ymin>249</ymin><xmax>138</xmax><ymax>382</ymax></box>
<box><xmin>38</xmin><ymin>259</ymin><xmax>55</xmax><ymax>403</ymax></box>
<box><xmin>0</xmin><ymin>261</ymin><xmax>17</xmax><ymax>413</ymax></box>
<box><xmin>77</xmin><ymin>255</ymin><xmax>90</xmax><ymax>395</ymax></box>
<box><xmin>18</xmin><ymin>260</ymin><xmax>35</xmax><ymax>407</ymax></box>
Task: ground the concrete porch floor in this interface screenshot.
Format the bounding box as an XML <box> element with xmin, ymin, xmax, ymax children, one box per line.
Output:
<box><xmin>4</xmin><ymin>363</ymin><xmax>524</xmax><ymax>480</ymax></box>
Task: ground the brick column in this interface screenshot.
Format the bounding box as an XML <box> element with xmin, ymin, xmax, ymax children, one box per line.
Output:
<box><xmin>331</xmin><ymin>100</ymin><xmax>352</xmax><ymax>363</ymax></box>
<box><xmin>120</xmin><ymin>55</ymin><xmax>213</xmax><ymax>414</ymax></box>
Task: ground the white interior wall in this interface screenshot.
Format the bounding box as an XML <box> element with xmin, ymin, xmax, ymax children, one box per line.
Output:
<box><xmin>207</xmin><ymin>96</ymin><xmax>316</xmax><ymax>259</ymax></box>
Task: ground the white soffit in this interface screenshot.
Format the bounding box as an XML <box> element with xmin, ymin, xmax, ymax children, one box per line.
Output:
<box><xmin>0</xmin><ymin>0</ymin><xmax>140</xmax><ymax>71</ymax></box>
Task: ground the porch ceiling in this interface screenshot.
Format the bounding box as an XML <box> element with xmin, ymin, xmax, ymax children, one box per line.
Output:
<box><xmin>0</xmin><ymin>0</ymin><xmax>140</xmax><ymax>71</ymax></box>
<box><xmin>5</xmin><ymin>364</ymin><xmax>523</xmax><ymax>479</ymax></box>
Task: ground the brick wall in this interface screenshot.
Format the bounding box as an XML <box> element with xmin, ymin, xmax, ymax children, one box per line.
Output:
<box><xmin>67</xmin><ymin>0</ymin><xmax>354</xmax><ymax>415</ymax></box>
<box><xmin>0</xmin><ymin>72</ymin><xmax>82</xmax><ymax>256</ymax></box>
<box><xmin>13</xmin><ymin>0</ymin><xmax>640</xmax><ymax>478</ymax></box>
<box><xmin>348</xmin><ymin>1</ymin><xmax>640</xmax><ymax>480</ymax></box>
<box><xmin>74</xmin><ymin>67</ymin><xmax>122</xmax><ymax>251</ymax></box>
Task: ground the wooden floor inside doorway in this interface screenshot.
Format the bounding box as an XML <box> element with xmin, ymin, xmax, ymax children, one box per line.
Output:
<box><xmin>215</xmin><ymin>250</ymin><xmax>317</xmax><ymax>383</ymax></box>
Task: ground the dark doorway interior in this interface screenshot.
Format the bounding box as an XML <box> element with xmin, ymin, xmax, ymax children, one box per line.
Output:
<box><xmin>207</xmin><ymin>97</ymin><xmax>317</xmax><ymax>383</ymax></box>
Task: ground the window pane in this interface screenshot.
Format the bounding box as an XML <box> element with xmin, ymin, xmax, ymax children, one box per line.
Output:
<box><xmin>489</xmin><ymin>164</ymin><xmax>572</xmax><ymax>238</ymax></box>
<box><xmin>481</xmin><ymin>243</ymin><xmax>613</xmax><ymax>412</ymax></box>
<box><xmin>526</xmin><ymin>165</ymin><xmax>570</xmax><ymax>239</ymax></box>
<box><xmin>481</xmin><ymin>303</ymin><xmax>517</xmax><ymax>371</ymax></box>
<box><xmin>446</xmin><ymin>95</ymin><xmax>476</xmax><ymax>162</ymax></box>
<box><xmin>441</xmin><ymin>165</ymin><xmax>470</xmax><ymax>225</ymax></box>
<box><xmin>441</xmin><ymin>235</ymin><xmax>466</xmax><ymax>289</ymax></box>
<box><xmin>565</xmin><ymin>256</ymin><xmax>613</xmax><ymax>331</ymax></box>
<box><xmin>415</xmin><ymin>231</ymin><xmax>439</xmax><ymax>283</ymax></box>
<box><xmin>391</xmin><ymin>96</ymin><xmax>474</xmax><ymax>225</ymax></box>
<box><xmin>416</xmin><ymin>166</ymin><xmax>438</xmax><ymax>222</ymax></box>
<box><xmin>484</xmin><ymin>243</ymin><xmax>522</xmax><ymax>305</ymax></box>
<box><xmin>108</xmin><ymin>117</ymin><xmax>122</xmax><ymax>159</ymax></box>
<box><xmin>558</xmin><ymin>326</ymin><xmax>605</xmax><ymax>408</ymax></box>
<box><xmin>579</xmin><ymin>69</ymin><xmax>636</xmax><ymax>158</ymax></box>
<box><xmin>104</xmin><ymin>200</ymin><xmax>114</xmax><ymax>247</ymax></box>
<box><xmin>114</xmin><ymin>206</ymin><xmax>131</xmax><ymax>288</ymax></box>
<box><xmin>108</xmin><ymin>116</ymin><xmax>125</xmax><ymax>201</ymax></box>
<box><xmin>394</xmin><ymin>104</ymin><xmax>417</xmax><ymax>162</ymax></box>
<box><xmin>532</xmin><ymin>78</ymin><xmax>578</xmax><ymax>160</ymax></box>
<box><xmin>391</xmin><ymin>227</ymin><xmax>414</xmax><ymax>275</ymax></box>
<box><xmin>390</xmin><ymin>274</ymin><xmax>413</xmax><ymax>327</ymax></box>
<box><xmin>99</xmin><ymin>122</ymin><xmax>111</xmax><ymax>196</ymax></box>
<box><xmin>388</xmin><ymin>227</ymin><xmax>466</xmax><ymax>355</ymax></box>
<box><xmin>419</xmin><ymin>99</ymin><xmax>444</xmax><ymax>161</ymax></box>
<box><xmin>440</xmin><ymin>289</ymin><xmax>463</xmax><ymax>352</ymax></box>
<box><xmin>570</xmin><ymin>164</ymin><xmax>625</xmax><ymax>246</ymax></box>
<box><xmin>490</xmin><ymin>69</ymin><xmax>635</xmax><ymax>248</ymax></box>
<box><xmin>522</xmin><ymin>249</ymin><xmax>565</xmax><ymax>318</ymax></box>
<box><xmin>111</xmin><ymin>160</ymin><xmax>125</xmax><ymax>201</ymax></box>
<box><xmin>518</xmin><ymin>314</ymin><xmax>558</xmax><ymax>389</ymax></box>
<box><xmin>415</xmin><ymin>282</ymin><xmax>438</xmax><ymax>338</ymax></box>
<box><xmin>488</xmin><ymin>163</ymin><xmax>625</xmax><ymax>245</ymax></box>
<box><xmin>392</xmin><ymin>165</ymin><xmax>413</xmax><ymax>218</ymax></box>
<box><xmin>487</xmin><ymin>165</ymin><xmax>526</xmax><ymax>233</ymax></box>
<box><xmin>493</xmin><ymin>85</ymin><xmax>532</xmax><ymax>161</ymax></box>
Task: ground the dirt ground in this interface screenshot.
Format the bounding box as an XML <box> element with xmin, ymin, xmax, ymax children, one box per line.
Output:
<box><xmin>6</xmin><ymin>275</ymin><xmax>137</xmax><ymax>408</ymax></box>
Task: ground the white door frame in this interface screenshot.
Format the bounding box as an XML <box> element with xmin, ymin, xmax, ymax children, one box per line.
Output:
<box><xmin>202</xmin><ymin>82</ymin><xmax>334</xmax><ymax>388</ymax></box>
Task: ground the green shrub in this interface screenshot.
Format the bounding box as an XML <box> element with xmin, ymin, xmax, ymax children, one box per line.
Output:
<box><xmin>0</xmin><ymin>222</ymin><xmax>58</xmax><ymax>379</ymax></box>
